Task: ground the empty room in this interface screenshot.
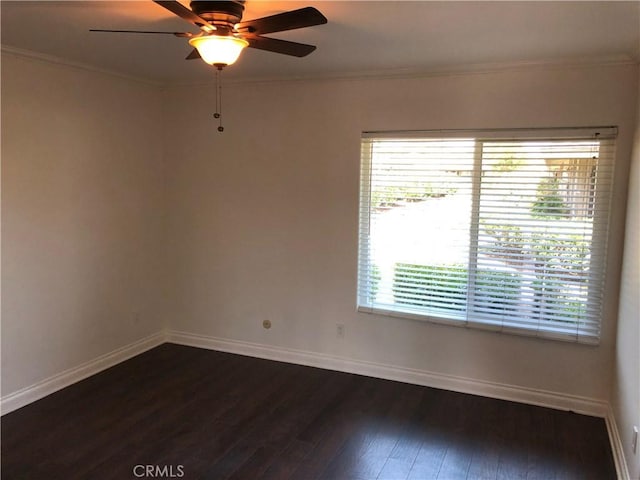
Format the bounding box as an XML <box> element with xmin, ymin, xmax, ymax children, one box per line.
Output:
<box><xmin>1</xmin><ymin>1</ymin><xmax>639</xmax><ymax>479</ymax></box>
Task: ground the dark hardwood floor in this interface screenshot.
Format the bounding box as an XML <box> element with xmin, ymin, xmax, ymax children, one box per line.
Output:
<box><xmin>2</xmin><ymin>344</ymin><xmax>616</xmax><ymax>480</ymax></box>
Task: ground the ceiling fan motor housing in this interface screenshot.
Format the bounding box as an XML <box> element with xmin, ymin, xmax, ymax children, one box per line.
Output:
<box><xmin>190</xmin><ymin>1</ymin><xmax>246</xmax><ymax>31</ymax></box>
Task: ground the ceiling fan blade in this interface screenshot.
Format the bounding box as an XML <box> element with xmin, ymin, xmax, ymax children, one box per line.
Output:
<box><xmin>153</xmin><ymin>1</ymin><xmax>215</xmax><ymax>32</ymax></box>
<box><xmin>186</xmin><ymin>48</ymin><xmax>201</xmax><ymax>60</ymax></box>
<box><xmin>246</xmin><ymin>35</ymin><xmax>316</xmax><ymax>57</ymax></box>
<box><xmin>236</xmin><ymin>7</ymin><xmax>327</xmax><ymax>35</ymax></box>
<box><xmin>90</xmin><ymin>29</ymin><xmax>192</xmax><ymax>37</ymax></box>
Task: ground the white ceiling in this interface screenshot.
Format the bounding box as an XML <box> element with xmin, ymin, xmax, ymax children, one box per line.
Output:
<box><xmin>2</xmin><ymin>1</ymin><xmax>639</xmax><ymax>84</ymax></box>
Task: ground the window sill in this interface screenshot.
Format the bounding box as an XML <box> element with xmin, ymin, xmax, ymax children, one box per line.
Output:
<box><xmin>356</xmin><ymin>304</ymin><xmax>600</xmax><ymax>345</ymax></box>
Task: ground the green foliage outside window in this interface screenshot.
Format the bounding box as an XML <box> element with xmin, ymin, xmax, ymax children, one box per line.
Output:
<box><xmin>492</xmin><ymin>155</ymin><xmax>524</xmax><ymax>172</ymax></box>
<box><xmin>394</xmin><ymin>263</ymin><xmax>467</xmax><ymax>311</ymax></box>
<box><xmin>482</xmin><ymin>222</ymin><xmax>589</xmax><ymax>322</ymax></box>
<box><xmin>531</xmin><ymin>177</ymin><xmax>570</xmax><ymax>219</ymax></box>
<box><xmin>393</xmin><ymin>263</ymin><xmax>521</xmax><ymax>313</ymax></box>
<box><xmin>371</xmin><ymin>182</ymin><xmax>459</xmax><ymax>210</ymax></box>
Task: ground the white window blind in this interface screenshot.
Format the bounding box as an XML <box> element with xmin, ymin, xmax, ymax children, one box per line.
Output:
<box><xmin>357</xmin><ymin>127</ymin><xmax>616</xmax><ymax>344</ymax></box>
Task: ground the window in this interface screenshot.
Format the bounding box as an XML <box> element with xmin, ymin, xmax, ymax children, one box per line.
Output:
<box><xmin>357</xmin><ymin>127</ymin><xmax>616</xmax><ymax>344</ymax></box>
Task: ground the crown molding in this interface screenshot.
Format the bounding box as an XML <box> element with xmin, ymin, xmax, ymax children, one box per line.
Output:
<box><xmin>1</xmin><ymin>44</ymin><xmax>163</xmax><ymax>88</ymax></box>
<box><xmin>2</xmin><ymin>44</ymin><xmax>636</xmax><ymax>90</ymax></box>
<box><xmin>168</xmin><ymin>53</ymin><xmax>639</xmax><ymax>88</ymax></box>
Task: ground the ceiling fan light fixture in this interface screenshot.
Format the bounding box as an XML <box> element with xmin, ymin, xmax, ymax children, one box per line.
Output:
<box><xmin>188</xmin><ymin>35</ymin><xmax>249</xmax><ymax>66</ymax></box>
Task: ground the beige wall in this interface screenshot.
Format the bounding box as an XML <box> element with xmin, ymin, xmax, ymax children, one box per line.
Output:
<box><xmin>1</xmin><ymin>52</ymin><xmax>166</xmax><ymax>395</ymax></box>
<box><xmin>612</xmin><ymin>76</ymin><xmax>640</xmax><ymax>479</ymax></box>
<box><xmin>164</xmin><ymin>63</ymin><xmax>637</xmax><ymax>402</ymax></box>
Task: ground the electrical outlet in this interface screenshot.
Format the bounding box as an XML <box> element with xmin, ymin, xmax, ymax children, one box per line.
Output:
<box><xmin>262</xmin><ymin>319</ymin><xmax>272</xmax><ymax>329</ymax></box>
<box><xmin>633</xmin><ymin>426</ymin><xmax>638</xmax><ymax>454</ymax></box>
<box><xmin>336</xmin><ymin>324</ymin><xmax>345</xmax><ymax>338</ymax></box>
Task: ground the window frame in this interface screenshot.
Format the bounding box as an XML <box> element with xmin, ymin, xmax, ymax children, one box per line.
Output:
<box><xmin>357</xmin><ymin>127</ymin><xmax>617</xmax><ymax>344</ymax></box>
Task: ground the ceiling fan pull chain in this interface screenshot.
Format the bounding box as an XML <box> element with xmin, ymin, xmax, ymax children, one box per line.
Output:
<box><xmin>218</xmin><ymin>67</ymin><xmax>224</xmax><ymax>132</ymax></box>
<box><xmin>213</xmin><ymin>67</ymin><xmax>224</xmax><ymax>132</ymax></box>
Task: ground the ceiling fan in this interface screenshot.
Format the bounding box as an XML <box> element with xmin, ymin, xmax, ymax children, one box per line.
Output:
<box><xmin>91</xmin><ymin>0</ymin><xmax>328</xmax><ymax>68</ymax></box>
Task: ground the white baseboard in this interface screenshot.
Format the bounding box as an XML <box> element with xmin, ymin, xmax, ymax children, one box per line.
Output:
<box><xmin>166</xmin><ymin>330</ymin><xmax>609</xmax><ymax>418</ymax></box>
<box><xmin>606</xmin><ymin>405</ymin><xmax>631</xmax><ymax>480</ymax></box>
<box><xmin>1</xmin><ymin>331</ymin><xmax>167</xmax><ymax>415</ymax></box>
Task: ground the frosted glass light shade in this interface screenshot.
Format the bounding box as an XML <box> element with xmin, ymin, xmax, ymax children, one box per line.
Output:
<box><xmin>189</xmin><ymin>35</ymin><xmax>249</xmax><ymax>66</ymax></box>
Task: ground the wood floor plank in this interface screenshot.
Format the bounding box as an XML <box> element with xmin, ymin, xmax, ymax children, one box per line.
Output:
<box><xmin>319</xmin><ymin>378</ymin><xmax>402</xmax><ymax>480</ymax></box>
<box><xmin>465</xmin><ymin>396</ymin><xmax>503</xmax><ymax>480</ymax></box>
<box><xmin>258</xmin><ymin>438</ymin><xmax>314</xmax><ymax>480</ymax></box>
<box><xmin>495</xmin><ymin>401</ymin><xmax>530</xmax><ymax>480</ymax></box>
<box><xmin>405</xmin><ymin>390</ymin><xmax>455</xmax><ymax>480</ymax></box>
<box><xmin>433</xmin><ymin>392</ymin><xmax>476</xmax><ymax>480</ymax></box>
<box><xmin>1</xmin><ymin>344</ymin><xmax>617</xmax><ymax>480</ymax></box>
<box><xmin>524</xmin><ymin>405</ymin><xmax>558</xmax><ymax>480</ymax></box>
